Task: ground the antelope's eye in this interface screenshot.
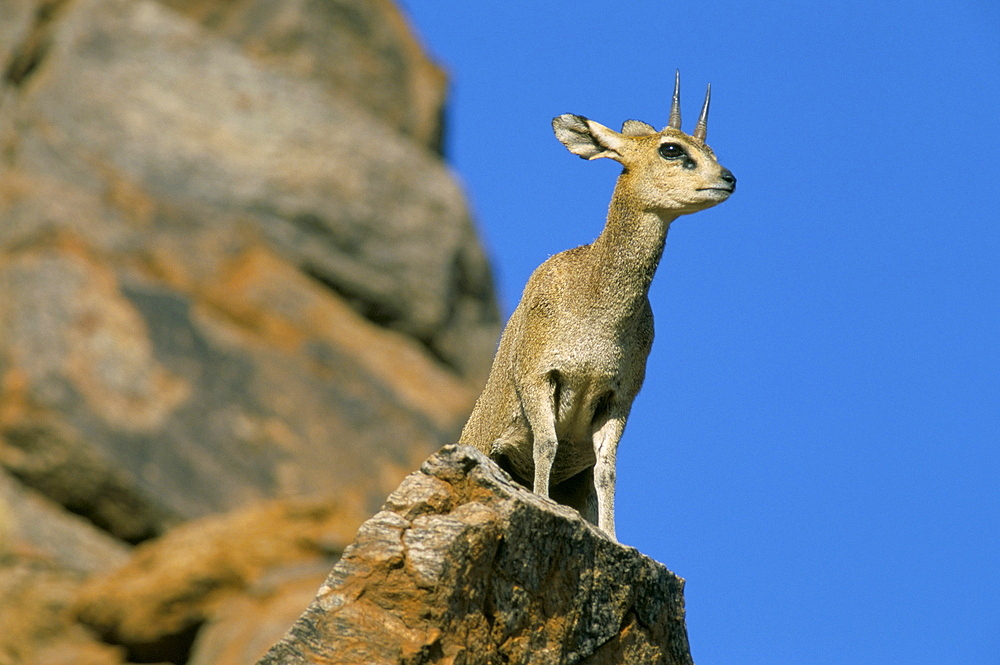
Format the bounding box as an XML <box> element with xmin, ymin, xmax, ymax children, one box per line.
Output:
<box><xmin>659</xmin><ymin>143</ymin><xmax>685</xmax><ymax>160</ymax></box>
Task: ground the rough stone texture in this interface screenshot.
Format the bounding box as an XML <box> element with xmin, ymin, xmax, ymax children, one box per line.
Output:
<box><xmin>0</xmin><ymin>0</ymin><xmax>34</xmax><ymax>80</ymax></box>
<box><xmin>0</xmin><ymin>0</ymin><xmax>499</xmax><ymax>541</ymax></box>
<box><xmin>157</xmin><ymin>0</ymin><xmax>449</xmax><ymax>152</ymax></box>
<box><xmin>0</xmin><ymin>467</ymin><xmax>130</xmax><ymax>575</ymax></box>
<box><xmin>0</xmin><ymin>1</ymin><xmax>503</xmax><ymax>661</ymax></box>
<box><xmin>7</xmin><ymin>0</ymin><xmax>498</xmax><ymax>368</ymax></box>
<box><xmin>74</xmin><ymin>497</ymin><xmax>365</xmax><ymax>664</ymax></box>
<box><xmin>258</xmin><ymin>445</ymin><xmax>695</xmax><ymax>665</ymax></box>
<box><xmin>0</xmin><ymin>559</ymin><xmax>125</xmax><ymax>665</ymax></box>
<box><xmin>0</xmin><ymin>468</ymin><xmax>131</xmax><ymax>665</ymax></box>
<box><xmin>0</xmin><ymin>231</ymin><xmax>478</xmax><ymax>539</ymax></box>
<box><xmin>186</xmin><ymin>561</ymin><xmax>335</xmax><ymax>665</ymax></box>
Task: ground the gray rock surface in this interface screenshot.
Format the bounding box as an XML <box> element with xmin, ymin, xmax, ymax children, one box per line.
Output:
<box><xmin>0</xmin><ymin>558</ymin><xmax>126</xmax><ymax>665</ymax></box>
<box><xmin>0</xmin><ymin>467</ymin><xmax>130</xmax><ymax>575</ymax></box>
<box><xmin>186</xmin><ymin>561</ymin><xmax>335</xmax><ymax>665</ymax></box>
<box><xmin>7</xmin><ymin>0</ymin><xmax>497</xmax><ymax>371</ymax></box>
<box><xmin>74</xmin><ymin>497</ymin><xmax>364</xmax><ymax>664</ymax></box>
<box><xmin>0</xmin><ymin>2</ymin><xmax>505</xmax><ymax>662</ymax></box>
<box><xmin>158</xmin><ymin>0</ymin><xmax>449</xmax><ymax>152</ymax></box>
<box><xmin>0</xmin><ymin>0</ymin><xmax>500</xmax><ymax>541</ymax></box>
<box><xmin>258</xmin><ymin>445</ymin><xmax>695</xmax><ymax>665</ymax></box>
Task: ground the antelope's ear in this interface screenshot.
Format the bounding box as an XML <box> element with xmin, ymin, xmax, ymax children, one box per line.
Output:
<box><xmin>552</xmin><ymin>114</ymin><xmax>626</xmax><ymax>162</ymax></box>
<box><xmin>621</xmin><ymin>119</ymin><xmax>656</xmax><ymax>136</ymax></box>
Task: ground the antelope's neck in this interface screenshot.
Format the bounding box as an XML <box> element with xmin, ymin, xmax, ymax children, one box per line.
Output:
<box><xmin>589</xmin><ymin>190</ymin><xmax>676</xmax><ymax>309</ymax></box>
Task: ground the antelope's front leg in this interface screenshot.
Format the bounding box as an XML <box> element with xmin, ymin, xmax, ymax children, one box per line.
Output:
<box><xmin>593</xmin><ymin>414</ymin><xmax>626</xmax><ymax>541</ymax></box>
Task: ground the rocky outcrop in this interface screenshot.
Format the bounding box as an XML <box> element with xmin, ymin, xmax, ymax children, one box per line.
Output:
<box><xmin>74</xmin><ymin>497</ymin><xmax>366</xmax><ymax>664</ymax></box>
<box><xmin>0</xmin><ymin>468</ymin><xmax>131</xmax><ymax>665</ymax></box>
<box><xmin>0</xmin><ymin>465</ymin><xmax>133</xmax><ymax>665</ymax></box>
<box><xmin>0</xmin><ymin>559</ymin><xmax>126</xmax><ymax>665</ymax></box>
<box><xmin>158</xmin><ymin>0</ymin><xmax>449</xmax><ymax>152</ymax></box>
<box><xmin>0</xmin><ymin>467</ymin><xmax>130</xmax><ymax>575</ymax></box>
<box><xmin>259</xmin><ymin>445</ymin><xmax>695</xmax><ymax>665</ymax></box>
<box><xmin>0</xmin><ymin>0</ymin><xmax>499</xmax><ymax>541</ymax></box>
<box><xmin>0</xmin><ymin>3</ymin><xmax>695</xmax><ymax>664</ymax></box>
<box><xmin>0</xmin><ymin>0</ymin><xmax>502</xmax><ymax>662</ymax></box>
<box><xmin>185</xmin><ymin>560</ymin><xmax>340</xmax><ymax>665</ymax></box>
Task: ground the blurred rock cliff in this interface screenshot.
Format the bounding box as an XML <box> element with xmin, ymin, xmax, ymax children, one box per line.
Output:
<box><xmin>0</xmin><ymin>0</ymin><xmax>500</xmax><ymax>662</ymax></box>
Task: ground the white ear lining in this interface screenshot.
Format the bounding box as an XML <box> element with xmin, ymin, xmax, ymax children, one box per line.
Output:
<box><xmin>553</xmin><ymin>114</ymin><xmax>625</xmax><ymax>162</ymax></box>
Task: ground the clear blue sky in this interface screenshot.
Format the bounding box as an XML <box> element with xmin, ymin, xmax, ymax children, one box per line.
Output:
<box><xmin>398</xmin><ymin>2</ymin><xmax>1000</xmax><ymax>662</ymax></box>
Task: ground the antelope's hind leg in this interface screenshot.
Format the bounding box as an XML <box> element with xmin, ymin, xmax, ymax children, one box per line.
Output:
<box><xmin>518</xmin><ymin>371</ymin><xmax>561</xmax><ymax>498</ymax></box>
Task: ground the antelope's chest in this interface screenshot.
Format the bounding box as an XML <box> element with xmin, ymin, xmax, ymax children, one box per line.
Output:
<box><xmin>549</xmin><ymin>305</ymin><xmax>651</xmax><ymax>371</ymax></box>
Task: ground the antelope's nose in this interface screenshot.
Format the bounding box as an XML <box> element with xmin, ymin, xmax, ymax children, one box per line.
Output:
<box><xmin>720</xmin><ymin>168</ymin><xmax>737</xmax><ymax>190</ymax></box>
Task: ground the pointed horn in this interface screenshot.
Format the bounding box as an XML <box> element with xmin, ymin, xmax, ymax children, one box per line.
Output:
<box><xmin>693</xmin><ymin>83</ymin><xmax>711</xmax><ymax>142</ymax></box>
<box><xmin>667</xmin><ymin>69</ymin><xmax>682</xmax><ymax>130</ymax></box>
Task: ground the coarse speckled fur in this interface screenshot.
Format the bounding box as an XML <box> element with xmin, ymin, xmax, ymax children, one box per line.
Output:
<box><xmin>459</xmin><ymin>86</ymin><xmax>735</xmax><ymax>541</ymax></box>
